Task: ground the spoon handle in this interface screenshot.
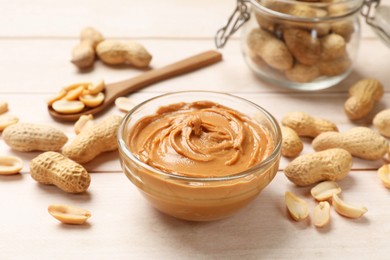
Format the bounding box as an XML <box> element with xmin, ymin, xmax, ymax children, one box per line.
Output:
<box><xmin>106</xmin><ymin>50</ymin><xmax>223</xmax><ymax>99</ymax></box>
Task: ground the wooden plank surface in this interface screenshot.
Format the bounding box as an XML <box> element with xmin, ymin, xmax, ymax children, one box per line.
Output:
<box><xmin>1</xmin><ymin>0</ymin><xmax>390</xmax><ymax>259</ymax></box>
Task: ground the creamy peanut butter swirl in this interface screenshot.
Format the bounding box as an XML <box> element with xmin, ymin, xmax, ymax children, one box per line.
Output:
<box><xmin>128</xmin><ymin>101</ymin><xmax>274</xmax><ymax>177</ymax></box>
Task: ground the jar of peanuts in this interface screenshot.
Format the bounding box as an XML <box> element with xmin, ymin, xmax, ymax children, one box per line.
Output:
<box><xmin>216</xmin><ymin>0</ymin><xmax>364</xmax><ymax>90</ymax></box>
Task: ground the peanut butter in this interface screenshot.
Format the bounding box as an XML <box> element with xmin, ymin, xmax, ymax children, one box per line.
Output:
<box><xmin>128</xmin><ymin>101</ymin><xmax>274</xmax><ymax>177</ymax></box>
<box><xmin>122</xmin><ymin>100</ymin><xmax>280</xmax><ymax>221</ymax></box>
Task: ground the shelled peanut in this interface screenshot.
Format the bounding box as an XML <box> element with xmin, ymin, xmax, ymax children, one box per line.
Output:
<box><xmin>246</xmin><ymin>1</ymin><xmax>356</xmax><ymax>83</ymax></box>
<box><xmin>48</xmin><ymin>80</ymin><xmax>105</xmax><ymax>114</ymax></box>
<box><xmin>285</xmin><ymin>180</ymin><xmax>367</xmax><ymax>227</ymax></box>
<box><xmin>48</xmin><ymin>204</ymin><xmax>91</xmax><ymax>225</ymax></box>
<box><xmin>0</xmin><ymin>155</ymin><xmax>24</xmax><ymax>175</ymax></box>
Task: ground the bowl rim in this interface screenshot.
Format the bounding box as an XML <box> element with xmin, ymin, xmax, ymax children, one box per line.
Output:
<box><xmin>117</xmin><ymin>90</ymin><xmax>282</xmax><ymax>182</ymax></box>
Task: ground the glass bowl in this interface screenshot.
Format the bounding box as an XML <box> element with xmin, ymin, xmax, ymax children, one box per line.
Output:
<box><xmin>117</xmin><ymin>91</ymin><xmax>281</xmax><ymax>221</ymax></box>
<box><xmin>242</xmin><ymin>0</ymin><xmax>363</xmax><ymax>90</ymax></box>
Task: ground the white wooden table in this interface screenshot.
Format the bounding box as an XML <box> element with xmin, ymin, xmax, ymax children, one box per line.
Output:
<box><xmin>1</xmin><ymin>0</ymin><xmax>390</xmax><ymax>259</ymax></box>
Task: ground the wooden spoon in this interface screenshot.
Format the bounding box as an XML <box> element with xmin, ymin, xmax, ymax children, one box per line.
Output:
<box><xmin>48</xmin><ymin>50</ymin><xmax>223</xmax><ymax>121</ymax></box>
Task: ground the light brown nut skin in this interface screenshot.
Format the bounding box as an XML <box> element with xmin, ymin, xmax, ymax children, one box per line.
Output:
<box><xmin>80</xmin><ymin>27</ymin><xmax>104</xmax><ymax>49</ymax></box>
<box><xmin>30</xmin><ymin>152</ymin><xmax>90</xmax><ymax>193</ymax></box>
<box><xmin>74</xmin><ymin>114</ymin><xmax>94</xmax><ymax>135</ymax></box>
<box><xmin>281</xmin><ymin>126</ymin><xmax>303</xmax><ymax>157</ymax></box>
<box><xmin>317</xmin><ymin>55</ymin><xmax>351</xmax><ymax>76</ymax></box>
<box><xmin>283</xmin><ymin>28</ymin><xmax>321</xmax><ymax>66</ymax></box>
<box><xmin>96</xmin><ymin>40</ymin><xmax>152</xmax><ymax>68</ymax></box>
<box><xmin>254</xmin><ymin>12</ymin><xmax>275</xmax><ymax>32</ymax></box>
<box><xmin>247</xmin><ymin>28</ymin><xmax>293</xmax><ymax>71</ymax></box>
<box><xmin>373</xmin><ymin>109</ymin><xmax>390</xmax><ymax>137</ymax></box>
<box><xmin>344</xmin><ymin>79</ymin><xmax>384</xmax><ymax>120</ymax></box>
<box><xmin>284</xmin><ymin>4</ymin><xmax>317</xmax><ymax>17</ymax></box>
<box><xmin>331</xmin><ymin>20</ymin><xmax>355</xmax><ymax>42</ymax></box>
<box><xmin>284</xmin><ymin>148</ymin><xmax>352</xmax><ymax>186</ymax></box>
<box><xmin>2</xmin><ymin>123</ymin><xmax>68</xmax><ymax>152</ymax></box>
<box><xmin>320</xmin><ymin>33</ymin><xmax>346</xmax><ymax>61</ymax></box>
<box><xmin>328</xmin><ymin>3</ymin><xmax>355</xmax><ymax>41</ymax></box>
<box><xmin>48</xmin><ymin>204</ymin><xmax>91</xmax><ymax>225</ymax></box>
<box><xmin>71</xmin><ymin>41</ymin><xmax>95</xmax><ymax>69</ymax></box>
<box><xmin>62</xmin><ymin>115</ymin><xmax>122</xmax><ymax>163</ymax></box>
<box><xmin>284</xmin><ymin>63</ymin><xmax>320</xmax><ymax>83</ymax></box>
<box><xmin>312</xmin><ymin>127</ymin><xmax>389</xmax><ymax>160</ymax></box>
<box><xmin>281</xmin><ymin>111</ymin><xmax>338</xmax><ymax>138</ymax></box>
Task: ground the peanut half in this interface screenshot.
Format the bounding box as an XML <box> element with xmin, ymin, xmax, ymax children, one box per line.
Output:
<box><xmin>48</xmin><ymin>204</ymin><xmax>91</xmax><ymax>225</ymax></box>
<box><xmin>79</xmin><ymin>92</ymin><xmax>105</xmax><ymax>108</ymax></box>
<box><xmin>88</xmin><ymin>80</ymin><xmax>105</xmax><ymax>95</ymax></box>
<box><xmin>332</xmin><ymin>193</ymin><xmax>367</xmax><ymax>219</ymax></box>
<box><xmin>0</xmin><ymin>155</ymin><xmax>24</xmax><ymax>175</ymax></box>
<box><xmin>285</xmin><ymin>191</ymin><xmax>309</xmax><ymax>221</ymax></box>
<box><xmin>0</xmin><ymin>114</ymin><xmax>19</xmax><ymax>131</ymax></box>
<box><xmin>378</xmin><ymin>164</ymin><xmax>390</xmax><ymax>188</ymax></box>
<box><xmin>311</xmin><ymin>181</ymin><xmax>341</xmax><ymax>201</ymax></box>
<box><xmin>0</xmin><ymin>101</ymin><xmax>8</xmax><ymax>114</ymax></box>
<box><xmin>115</xmin><ymin>97</ymin><xmax>137</xmax><ymax>112</ymax></box>
<box><xmin>52</xmin><ymin>100</ymin><xmax>85</xmax><ymax>114</ymax></box>
<box><xmin>313</xmin><ymin>201</ymin><xmax>331</xmax><ymax>228</ymax></box>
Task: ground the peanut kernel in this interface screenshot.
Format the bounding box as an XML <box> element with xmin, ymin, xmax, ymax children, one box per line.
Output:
<box><xmin>0</xmin><ymin>155</ymin><xmax>24</xmax><ymax>175</ymax></box>
<box><xmin>48</xmin><ymin>204</ymin><xmax>91</xmax><ymax>225</ymax></box>
<box><xmin>285</xmin><ymin>191</ymin><xmax>309</xmax><ymax>221</ymax></box>
<box><xmin>115</xmin><ymin>97</ymin><xmax>136</xmax><ymax>112</ymax></box>
<box><xmin>332</xmin><ymin>194</ymin><xmax>367</xmax><ymax>219</ymax></box>
<box><xmin>52</xmin><ymin>100</ymin><xmax>85</xmax><ymax>114</ymax></box>
<box><xmin>311</xmin><ymin>181</ymin><xmax>341</xmax><ymax>201</ymax></box>
<box><xmin>313</xmin><ymin>201</ymin><xmax>331</xmax><ymax>228</ymax></box>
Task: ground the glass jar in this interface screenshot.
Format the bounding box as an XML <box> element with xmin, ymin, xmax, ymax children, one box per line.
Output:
<box><xmin>217</xmin><ymin>0</ymin><xmax>364</xmax><ymax>91</ymax></box>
